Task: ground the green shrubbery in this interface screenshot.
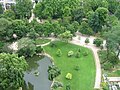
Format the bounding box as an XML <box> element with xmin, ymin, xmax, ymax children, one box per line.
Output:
<box><xmin>56</xmin><ymin>49</ymin><xmax>62</xmax><ymax>57</ymax></box>
<box><xmin>51</xmin><ymin>81</ymin><xmax>63</xmax><ymax>89</ymax></box>
<box><xmin>66</xmin><ymin>73</ymin><xmax>72</xmax><ymax>80</ymax></box>
<box><xmin>68</xmin><ymin>50</ymin><xmax>74</xmax><ymax>57</ymax></box>
<box><xmin>48</xmin><ymin>65</ymin><xmax>61</xmax><ymax>81</ymax></box>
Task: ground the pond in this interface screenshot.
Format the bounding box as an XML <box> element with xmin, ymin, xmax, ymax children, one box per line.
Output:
<box><xmin>22</xmin><ymin>56</ymin><xmax>52</xmax><ymax>90</ymax></box>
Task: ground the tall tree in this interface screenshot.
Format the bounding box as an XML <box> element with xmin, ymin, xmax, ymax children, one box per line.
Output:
<box><xmin>115</xmin><ymin>5</ymin><xmax>120</xmax><ymax>20</ymax></box>
<box><xmin>107</xmin><ymin>0</ymin><xmax>119</xmax><ymax>14</ymax></box>
<box><xmin>104</xmin><ymin>24</ymin><xmax>120</xmax><ymax>58</ymax></box>
<box><xmin>16</xmin><ymin>0</ymin><xmax>33</xmax><ymax>19</ymax></box>
<box><xmin>72</xmin><ymin>7</ymin><xmax>86</xmax><ymax>23</ymax></box>
<box><xmin>80</xmin><ymin>21</ymin><xmax>93</xmax><ymax>35</ymax></box>
<box><xmin>3</xmin><ymin>9</ymin><xmax>15</xmax><ymax>19</ymax></box>
<box><xmin>0</xmin><ymin>4</ymin><xmax>3</xmax><ymax>14</ymax></box>
<box><xmin>0</xmin><ymin>18</ymin><xmax>11</xmax><ymax>39</ymax></box>
<box><xmin>0</xmin><ymin>53</ymin><xmax>27</xmax><ymax>90</ymax></box>
<box><xmin>88</xmin><ymin>7</ymin><xmax>108</xmax><ymax>33</ymax></box>
<box><xmin>87</xmin><ymin>0</ymin><xmax>108</xmax><ymax>11</ymax></box>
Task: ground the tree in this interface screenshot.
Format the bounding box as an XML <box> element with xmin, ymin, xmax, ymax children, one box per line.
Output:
<box><xmin>7</xmin><ymin>20</ymin><xmax>29</xmax><ymax>40</ymax></box>
<box><xmin>107</xmin><ymin>0</ymin><xmax>119</xmax><ymax>14</ymax></box>
<box><xmin>0</xmin><ymin>4</ymin><xmax>3</xmax><ymax>14</ymax></box>
<box><xmin>0</xmin><ymin>18</ymin><xmax>11</xmax><ymax>39</ymax></box>
<box><xmin>28</xmin><ymin>28</ymin><xmax>39</xmax><ymax>40</ymax></box>
<box><xmin>48</xmin><ymin>65</ymin><xmax>61</xmax><ymax>81</ymax></box>
<box><xmin>88</xmin><ymin>7</ymin><xmax>108</xmax><ymax>33</ymax></box>
<box><xmin>0</xmin><ymin>53</ymin><xmax>27</xmax><ymax>90</ymax></box>
<box><xmin>16</xmin><ymin>0</ymin><xmax>33</xmax><ymax>19</ymax></box>
<box><xmin>34</xmin><ymin>0</ymin><xmax>80</xmax><ymax>19</ymax></box>
<box><xmin>104</xmin><ymin>24</ymin><xmax>120</xmax><ymax>58</ymax></box>
<box><xmin>93</xmin><ymin>38</ymin><xmax>103</xmax><ymax>47</ymax></box>
<box><xmin>72</xmin><ymin>7</ymin><xmax>86</xmax><ymax>23</ymax></box>
<box><xmin>62</xmin><ymin>6</ymin><xmax>71</xmax><ymax>17</ymax></box>
<box><xmin>105</xmin><ymin>15</ymin><xmax>118</xmax><ymax>30</ymax></box>
<box><xmin>59</xmin><ymin>31</ymin><xmax>73</xmax><ymax>42</ymax></box>
<box><xmin>115</xmin><ymin>5</ymin><xmax>120</xmax><ymax>20</ymax></box>
<box><xmin>17</xmin><ymin>39</ymin><xmax>36</xmax><ymax>57</ymax></box>
<box><xmin>88</xmin><ymin>0</ymin><xmax>108</xmax><ymax>11</ymax></box>
<box><xmin>80</xmin><ymin>21</ymin><xmax>93</xmax><ymax>35</ymax></box>
<box><xmin>3</xmin><ymin>9</ymin><xmax>15</xmax><ymax>19</ymax></box>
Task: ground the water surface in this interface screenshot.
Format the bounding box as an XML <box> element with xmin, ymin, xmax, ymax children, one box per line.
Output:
<box><xmin>23</xmin><ymin>56</ymin><xmax>52</xmax><ymax>90</ymax></box>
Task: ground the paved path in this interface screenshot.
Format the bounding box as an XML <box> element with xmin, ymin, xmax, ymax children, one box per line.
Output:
<box><xmin>70</xmin><ymin>35</ymin><xmax>101</xmax><ymax>89</ymax></box>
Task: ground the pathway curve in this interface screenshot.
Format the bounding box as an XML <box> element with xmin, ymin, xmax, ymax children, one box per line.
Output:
<box><xmin>70</xmin><ymin>35</ymin><xmax>101</xmax><ymax>89</ymax></box>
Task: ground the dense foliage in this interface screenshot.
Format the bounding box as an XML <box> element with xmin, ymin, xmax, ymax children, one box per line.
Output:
<box><xmin>0</xmin><ymin>53</ymin><xmax>27</xmax><ymax>90</ymax></box>
<box><xmin>48</xmin><ymin>65</ymin><xmax>61</xmax><ymax>81</ymax></box>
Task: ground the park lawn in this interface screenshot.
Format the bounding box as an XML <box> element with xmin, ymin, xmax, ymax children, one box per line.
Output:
<box><xmin>44</xmin><ymin>41</ymin><xmax>96</xmax><ymax>90</ymax></box>
<box><xmin>35</xmin><ymin>38</ymin><xmax>51</xmax><ymax>45</ymax></box>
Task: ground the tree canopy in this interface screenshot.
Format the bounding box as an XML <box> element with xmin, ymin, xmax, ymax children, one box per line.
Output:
<box><xmin>0</xmin><ymin>53</ymin><xmax>27</xmax><ymax>90</ymax></box>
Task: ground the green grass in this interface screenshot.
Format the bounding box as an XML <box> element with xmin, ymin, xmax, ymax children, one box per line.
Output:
<box><xmin>44</xmin><ymin>41</ymin><xmax>96</xmax><ymax>90</ymax></box>
<box><xmin>35</xmin><ymin>38</ymin><xmax>51</xmax><ymax>45</ymax></box>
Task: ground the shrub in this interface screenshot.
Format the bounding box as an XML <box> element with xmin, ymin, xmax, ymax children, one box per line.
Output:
<box><xmin>48</xmin><ymin>65</ymin><xmax>61</xmax><ymax>81</ymax></box>
<box><xmin>78</xmin><ymin>48</ymin><xmax>81</xmax><ymax>52</ymax></box>
<box><xmin>66</xmin><ymin>73</ymin><xmax>72</xmax><ymax>80</ymax></box>
<box><xmin>75</xmin><ymin>51</ymin><xmax>80</xmax><ymax>58</ymax></box>
<box><xmin>93</xmin><ymin>38</ymin><xmax>103</xmax><ymax>47</ymax></box>
<box><xmin>66</xmin><ymin>84</ymin><xmax>71</xmax><ymax>90</ymax></box>
<box><xmin>56</xmin><ymin>49</ymin><xmax>62</xmax><ymax>57</ymax></box>
<box><xmin>18</xmin><ymin>43</ymin><xmax>36</xmax><ymax>58</ymax></box>
<box><xmin>51</xmin><ymin>81</ymin><xmax>63</xmax><ymax>89</ymax></box>
<box><xmin>68</xmin><ymin>50</ymin><xmax>74</xmax><ymax>57</ymax></box>
<box><xmin>101</xmin><ymin>82</ymin><xmax>108</xmax><ymax>90</ymax></box>
<box><xmin>83</xmin><ymin>51</ymin><xmax>88</xmax><ymax>56</ymax></box>
<box><xmin>36</xmin><ymin>46</ymin><xmax>44</xmax><ymax>53</ymax></box>
<box><xmin>85</xmin><ymin>38</ymin><xmax>89</xmax><ymax>44</ymax></box>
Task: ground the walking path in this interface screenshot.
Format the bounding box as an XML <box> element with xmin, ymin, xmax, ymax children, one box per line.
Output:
<box><xmin>70</xmin><ymin>35</ymin><xmax>102</xmax><ymax>89</ymax></box>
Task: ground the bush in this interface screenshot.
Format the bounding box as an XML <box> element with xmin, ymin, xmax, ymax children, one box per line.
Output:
<box><xmin>48</xmin><ymin>65</ymin><xmax>61</xmax><ymax>81</ymax></box>
<box><xmin>93</xmin><ymin>38</ymin><xmax>103</xmax><ymax>47</ymax></box>
<box><xmin>18</xmin><ymin>43</ymin><xmax>36</xmax><ymax>58</ymax></box>
<box><xmin>75</xmin><ymin>51</ymin><xmax>80</xmax><ymax>58</ymax></box>
<box><xmin>83</xmin><ymin>51</ymin><xmax>88</xmax><ymax>56</ymax></box>
<box><xmin>85</xmin><ymin>38</ymin><xmax>90</xmax><ymax>44</ymax></box>
<box><xmin>36</xmin><ymin>46</ymin><xmax>44</xmax><ymax>53</ymax></box>
<box><xmin>56</xmin><ymin>49</ymin><xmax>62</xmax><ymax>57</ymax></box>
<box><xmin>51</xmin><ymin>81</ymin><xmax>63</xmax><ymax>89</ymax></box>
<box><xmin>66</xmin><ymin>73</ymin><xmax>72</xmax><ymax>80</ymax></box>
<box><xmin>78</xmin><ymin>48</ymin><xmax>81</xmax><ymax>52</ymax></box>
<box><xmin>67</xmin><ymin>50</ymin><xmax>74</xmax><ymax>57</ymax></box>
<box><xmin>66</xmin><ymin>84</ymin><xmax>71</xmax><ymax>90</ymax></box>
